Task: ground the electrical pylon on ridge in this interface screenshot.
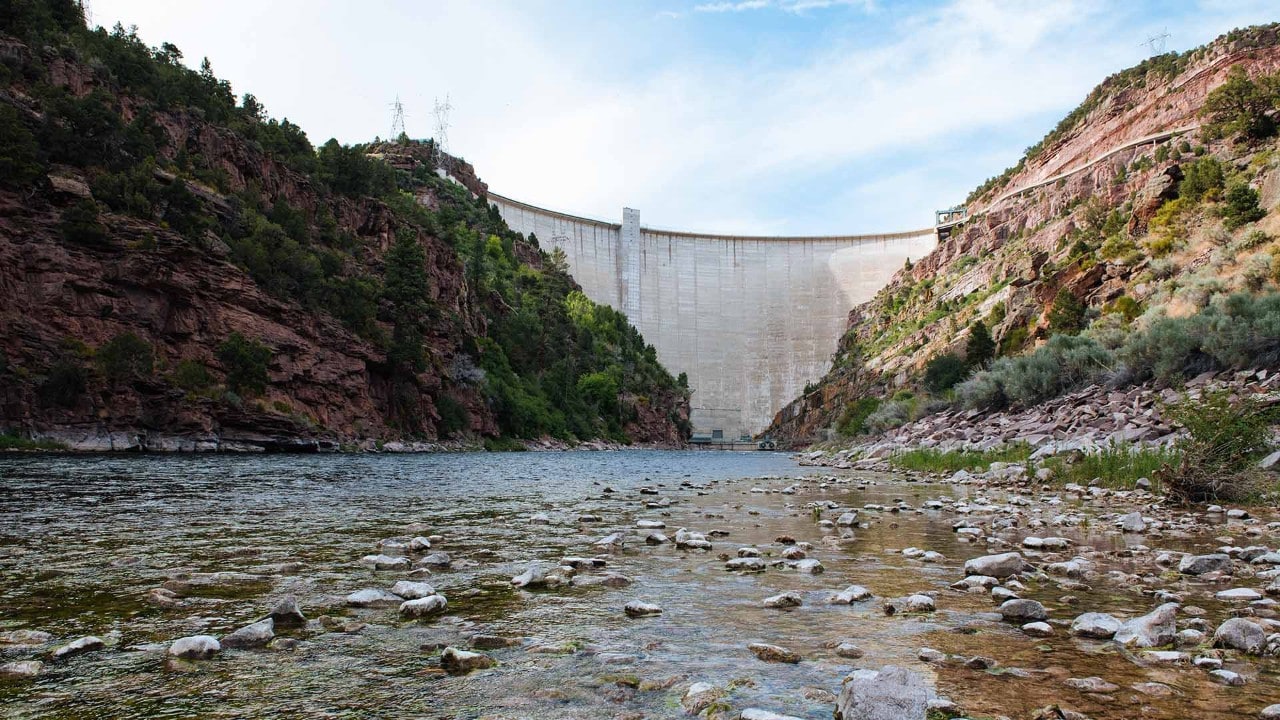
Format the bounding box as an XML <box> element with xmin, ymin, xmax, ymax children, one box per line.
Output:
<box><xmin>389</xmin><ymin>96</ymin><xmax>407</xmax><ymax>143</ymax></box>
<box><xmin>433</xmin><ymin>94</ymin><xmax>453</xmax><ymax>172</ymax></box>
<box><xmin>1144</xmin><ymin>27</ymin><xmax>1170</xmax><ymax>56</ymax></box>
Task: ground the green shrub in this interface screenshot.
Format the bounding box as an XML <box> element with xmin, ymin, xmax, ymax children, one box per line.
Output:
<box><xmin>1103</xmin><ymin>295</ymin><xmax>1142</xmax><ymax>322</ymax></box>
<box><xmin>958</xmin><ymin>334</ymin><xmax>1113</xmax><ymax>410</ymax></box>
<box><xmin>39</xmin><ymin>360</ymin><xmax>87</xmax><ymax>407</ymax></box>
<box><xmin>1160</xmin><ymin>390</ymin><xmax>1274</xmax><ymax>502</ymax></box>
<box><xmin>435</xmin><ymin>394</ymin><xmax>470</xmax><ymax>437</ymax></box>
<box><xmin>1200</xmin><ymin>65</ymin><xmax>1279</xmax><ymax>141</ymax></box>
<box><xmin>60</xmin><ymin>199</ymin><xmax>107</xmax><ymax>245</ymax></box>
<box><xmin>95</xmin><ymin>332</ymin><xmax>153</xmax><ymax>383</ymax></box>
<box><xmin>170</xmin><ymin>359</ymin><xmax>213</xmax><ymax>392</ymax></box>
<box><xmin>0</xmin><ymin>104</ymin><xmax>44</xmax><ymax>188</ymax></box>
<box><xmin>216</xmin><ymin>332</ymin><xmax>271</xmax><ymax>396</ymax></box>
<box><xmin>864</xmin><ymin>399</ymin><xmax>912</xmax><ymax>434</ymax></box>
<box><xmin>1220</xmin><ymin>181</ymin><xmax>1266</xmax><ymax>230</ymax></box>
<box><xmin>923</xmin><ymin>354</ymin><xmax>968</xmax><ymax>393</ymax></box>
<box><xmin>836</xmin><ymin>396</ymin><xmax>880</xmax><ymax>437</ymax></box>
<box><xmin>1179</xmin><ymin>156</ymin><xmax>1225</xmax><ymax>202</ymax></box>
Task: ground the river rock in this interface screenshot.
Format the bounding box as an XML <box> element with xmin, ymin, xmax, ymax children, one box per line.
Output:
<box><xmin>1216</xmin><ymin>588</ymin><xmax>1263</xmax><ymax>602</ymax></box>
<box><xmin>418</xmin><ymin>552</ymin><xmax>451</xmax><ymax>568</ymax></box>
<box><xmin>791</xmin><ymin>558</ymin><xmax>824</xmax><ymax>574</ymax></box>
<box><xmin>624</xmin><ymin>601</ymin><xmax>662</xmax><ymax>618</ymax></box>
<box><xmin>400</xmin><ymin>594</ymin><xmax>448</xmax><ymax>617</ymax></box>
<box><xmin>1178</xmin><ymin>553</ymin><xmax>1231</xmax><ymax>575</ymax></box>
<box><xmin>0</xmin><ymin>630</ymin><xmax>52</xmax><ymax>646</ymax></box>
<box><xmin>1113</xmin><ymin>603</ymin><xmax>1178</xmax><ymax>647</ymax></box>
<box><xmin>1071</xmin><ymin>612</ymin><xmax>1121</xmax><ymax>639</ymax></box>
<box><xmin>1213</xmin><ymin>617</ymin><xmax>1266</xmax><ymax>654</ymax></box>
<box><xmin>1000</xmin><ymin>599</ymin><xmax>1048</xmax><ymax>623</ymax></box>
<box><xmin>1120</xmin><ymin>511</ymin><xmax>1147</xmax><ymax>533</ymax></box>
<box><xmin>168</xmin><ymin>635</ymin><xmax>220</xmax><ymax>660</ymax></box>
<box><xmin>221</xmin><ymin>619</ymin><xmax>274</xmax><ymax>649</ymax></box>
<box><xmin>511</xmin><ymin>565</ymin><xmax>563</xmax><ymax>590</ymax></box>
<box><xmin>360</xmin><ymin>554</ymin><xmax>410</xmax><ymax>571</ymax></box>
<box><xmin>682</xmin><ymin>682</ymin><xmax>722</xmax><ymax>715</ymax></box>
<box><xmin>835</xmin><ymin>642</ymin><xmax>865</xmax><ymax>659</ymax></box>
<box><xmin>0</xmin><ymin>661</ymin><xmax>42</xmax><ymax>678</ymax></box>
<box><xmin>763</xmin><ymin>592</ymin><xmax>803</xmax><ymax>608</ymax></box>
<box><xmin>963</xmin><ymin>552</ymin><xmax>1031</xmax><ymax>578</ymax></box>
<box><xmin>837</xmin><ymin>512</ymin><xmax>858</xmax><ymax>526</ymax></box>
<box><xmin>1022</xmin><ymin>622</ymin><xmax>1054</xmax><ymax>637</ymax></box>
<box><xmin>675</xmin><ymin>529</ymin><xmax>712</xmax><ymax>551</ymax></box>
<box><xmin>832</xmin><ymin>585</ymin><xmax>873</xmax><ymax>603</ymax></box>
<box><xmin>346</xmin><ymin>588</ymin><xmax>402</xmax><ymax>607</ymax></box>
<box><xmin>440</xmin><ymin>646</ymin><xmax>495</xmax><ymax>674</ymax></box>
<box><xmin>748</xmin><ymin>643</ymin><xmax>800</xmax><ymax>663</ymax></box>
<box><xmin>726</xmin><ymin>557</ymin><xmax>766</xmax><ymax>572</ymax></box>
<box><xmin>884</xmin><ymin>594</ymin><xmax>934</xmax><ymax>614</ymax></box>
<box><xmin>1261</xmin><ymin>704</ymin><xmax>1280</xmax><ymax>719</ymax></box>
<box><xmin>834</xmin><ymin>665</ymin><xmax>933</xmax><ymax>720</ymax></box>
<box><xmin>391</xmin><ymin>580</ymin><xmax>437</xmax><ymax>599</ymax></box>
<box><xmin>1065</xmin><ymin>676</ymin><xmax>1118</xmax><ymax>693</ymax></box>
<box><xmin>409</xmin><ymin>536</ymin><xmax>432</xmax><ymax>551</ymax></box>
<box><xmin>51</xmin><ymin>636</ymin><xmax>104</xmax><ymax>661</ymax></box>
<box><xmin>636</xmin><ymin>519</ymin><xmax>666</xmax><ymax>529</ymax></box>
<box><xmin>268</xmin><ymin>596</ymin><xmax>306</xmax><ymax>627</ymax></box>
<box><xmin>741</xmin><ymin>710</ymin><xmax>804</xmax><ymax>720</ymax></box>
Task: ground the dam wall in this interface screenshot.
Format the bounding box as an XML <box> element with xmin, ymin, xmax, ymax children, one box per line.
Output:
<box><xmin>490</xmin><ymin>193</ymin><xmax>936</xmax><ymax>437</ymax></box>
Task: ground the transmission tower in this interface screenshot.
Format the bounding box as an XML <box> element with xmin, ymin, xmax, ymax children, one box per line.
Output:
<box><xmin>389</xmin><ymin>96</ymin><xmax>407</xmax><ymax>143</ymax></box>
<box><xmin>1143</xmin><ymin>27</ymin><xmax>1170</xmax><ymax>56</ymax></box>
<box><xmin>79</xmin><ymin>0</ymin><xmax>93</xmax><ymax>27</ymax></box>
<box><xmin>433</xmin><ymin>94</ymin><xmax>453</xmax><ymax>172</ymax></box>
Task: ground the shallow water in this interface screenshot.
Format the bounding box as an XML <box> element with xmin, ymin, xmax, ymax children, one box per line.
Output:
<box><xmin>0</xmin><ymin>451</ymin><xmax>1277</xmax><ymax>719</ymax></box>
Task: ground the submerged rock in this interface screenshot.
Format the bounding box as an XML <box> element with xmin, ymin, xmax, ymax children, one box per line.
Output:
<box><xmin>834</xmin><ymin>665</ymin><xmax>933</xmax><ymax>720</ymax></box>
<box><xmin>682</xmin><ymin>682</ymin><xmax>723</xmax><ymax>715</ymax></box>
<box><xmin>624</xmin><ymin>601</ymin><xmax>662</xmax><ymax>618</ymax></box>
<box><xmin>268</xmin><ymin>596</ymin><xmax>306</xmax><ymax>627</ymax></box>
<box><xmin>221</xmin><ymin>619</ymin><xmax>274</xmax><ymax>649</ymax></box>
<box><xmin>884</xmin><ymin>594</ymin><xmax>935</xmax><ymax>615</ymax></box>
<box><xmin>0</xmin><ymin>660</ymin><xmax>42</xmax><ymax>679</ymax></box>
<box><xmin>359</xmin><ymin>554</ymin><xmax>410</xmax><ymax>571</ymax></box>
<box><xmin>346</xmin><ymin>588</ymin><xmax>402</xmax><ymax>607</ymax></box>
<box><xmin>51</xmin><ymin>636</ymin><xmax>104</xmax><ymax>661</ymax></box>
<box><xmin>440</xmin><ymin>646</ymin><xmax>495</xmax><ymax>674</ymax></box>
<box><xmin>169</xmin><ymin>635</ymin><xmax>220</xmax><ymax>660</ymax></box>
<box><xmin>1178</xmin><ymin>553</ymin><xmax>1230</xmax><ymax>575</ymax></box>
<box><xmin>748</xmin><ymin>643</ymin><xmax>800</xmax><ymax>664</ymax></box>
<box><xmin>832</xmin><ymin>585</ymin><xmax>873</xmax><ymax>603</ymax></box>
<box><xmin>762</xmin><ymin>592</ymin><xmax>803</xmax><ymax>609</ymax></box>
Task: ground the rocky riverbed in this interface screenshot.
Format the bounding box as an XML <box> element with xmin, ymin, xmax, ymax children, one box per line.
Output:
<box><xmin>1</xmin><ymin>451</ymin><xmax>1278</xmax><ymax>718</ymax></box>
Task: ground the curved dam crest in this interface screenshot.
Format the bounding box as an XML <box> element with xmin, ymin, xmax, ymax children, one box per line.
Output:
<box><xmin>490</xmin><ymin>193</ymin><xmax>937</xmax><ymax>438</ymax></box>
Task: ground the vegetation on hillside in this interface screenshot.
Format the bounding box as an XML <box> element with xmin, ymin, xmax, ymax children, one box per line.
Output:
<box><xmin>0</xmin><ymin>1</ymin><xmax>688</xmax><ymax>444</ymax></box>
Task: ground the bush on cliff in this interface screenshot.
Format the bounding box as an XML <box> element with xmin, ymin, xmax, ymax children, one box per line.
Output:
<box><xmin>923</xmin><ymin>354</ymin><xmax>968</xmax><ymax>393</ymax></box>
<box><xmin>216</xmin><ymin>333</ymin><xmax>272</xmax><ymax>397</ymax></box>
<box><xmin>96</xmin><ymin>333</ymin><xmax>154</xmax><ymax>384</ymax></box>
<box><xmin>1200</xmin><ymin>65</ymin><xmax>1280</xmax><ymax>141</ymax></box>
<box><xmin>1220</xmin><ymin>181</ymin><xmax>1267</xmax><ymax>230</ymax></box>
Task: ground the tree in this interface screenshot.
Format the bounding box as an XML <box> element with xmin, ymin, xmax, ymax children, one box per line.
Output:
<box><xmin>965</xmin><ymin>321</ymin><xmax>995</xmax><ymax>367</ymax></box>
<box><xmin>96</xmin><ymin>332</ymin><xmax>153</xmax><ymax>383</ymax></box>
<box><xmin>1178</xmin><ymin>156</ymin><xmax>1225</xmax><ymax>202</ymax></box>
<box><xmin>1048</xmin><ymin>288</ymin><xmax>1086</xmax><ymax>336</ymax></box>
<box><xmin>1221</xmin><ymin>181</ymin><xmax>1266</xmax><ymax>230</ymax></box>
<box><xmin>217</xmin><ymin>332</ymin><xmax>271</xmax><ymax>396</ymax></box>
<box><xmin>1201</xmin><ymin>66</ymin><xmax>1278</xmax><ymax>141</ymax></box>
<box><xmin>0</xmin><ymin>105</ymin><xmax>44</xmax><ymax>188</ymax></box>
<box><xmin>383</xmin><ymin>230</ymin><xmax>431</xmax><ymax>372</ymax></box>
<box><xmin>923</xmin><ymin>354</ymin><xmax>968</xmax><ymax>393</ymax></box>
<box><xmin>61</xmin><ymin>199</ymin><xmax>107</xmax><ymax>244</ymax></box>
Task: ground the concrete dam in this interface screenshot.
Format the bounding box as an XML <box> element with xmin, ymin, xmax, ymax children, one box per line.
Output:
<box><xmin>490</xmin><ymin>193</ymin><xmax>937</xmax><ymax>439</ymax></box>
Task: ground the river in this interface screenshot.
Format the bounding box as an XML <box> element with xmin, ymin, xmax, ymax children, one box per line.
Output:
<box><xmin>0</xmin><ymin>451</ymin><xmax>1276</xmax><ymax>718</ymax></box>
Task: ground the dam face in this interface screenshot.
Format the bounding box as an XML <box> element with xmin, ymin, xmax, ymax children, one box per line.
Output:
<box><xmin>491</xmin><ymin>194</ymin><xmax>937</xmax><ymax>438</ymax></box>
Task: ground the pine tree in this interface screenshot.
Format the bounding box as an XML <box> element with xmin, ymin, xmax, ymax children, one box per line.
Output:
<box><xmin>965</xmin><ymin>321</ymin><xmax>995</xmax><ymax>367</ymax></box>
<box><xmin>383</xmin><ymin>230</ymin><xmax>430</xmax><ymax>372</ymax></box>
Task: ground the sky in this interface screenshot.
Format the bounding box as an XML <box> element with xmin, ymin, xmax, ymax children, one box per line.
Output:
<box><xmin>90</xmin><ymin>0</ymin><xmax>1279</xmax><ymax>235</ymax></box>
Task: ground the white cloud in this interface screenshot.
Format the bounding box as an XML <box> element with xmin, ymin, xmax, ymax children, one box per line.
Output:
<box><xmin>88</xmin><ymin>0</ymin><xmax>1280</xmax><ymax>235</ymax></box>
<box><xmin>693</xmin><ymin>0</ymin><xmax>874</xmax><ymax>13</ymax></box>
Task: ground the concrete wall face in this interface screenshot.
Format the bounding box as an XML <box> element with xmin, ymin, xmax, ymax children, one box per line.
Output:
<box><xmin>491</xmin><ymin>195</ymin><xmax>935</xmax><ymax>437</ymax></box>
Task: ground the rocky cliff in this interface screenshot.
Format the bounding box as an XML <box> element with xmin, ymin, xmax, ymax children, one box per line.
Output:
<box><xmin>0</xmin><ymin>6</ymin><xmax>689</xmax><ymax>451</ymax></box>
<box><xmin>770</xmin><ymin>24</ymin><xmax>1280</xmax><ymax>446</ymax></box>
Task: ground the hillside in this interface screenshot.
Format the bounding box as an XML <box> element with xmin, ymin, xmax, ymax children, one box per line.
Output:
<box><xmin>0</xmin><ymin>3</ymin><xmax>690</xmax><ymax>451</ymax></box>
<box><xmin>770</xmin><ymin>23</ymin><xmax>1280</xmax><ymax>446</ymax></box>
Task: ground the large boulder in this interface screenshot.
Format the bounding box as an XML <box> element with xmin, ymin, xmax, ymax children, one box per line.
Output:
<box><xmin>1114</xmin><ymin>603</ymin><xmax>1178</xmax><ymax>648</ymax></box>
<box><xmin>963</xmin><ymin>552</ymin><xmax>1031</xmax><ymax>579</ymax></box>
<box><xmin>168</xmin><ymin>635</ymin><xmax>221</xmax><ymax>660</ymax></box>
<box><xmin>1178</xmin><ymin>553</ymin><xmax>1231</xmax><ymax>576</ymax></box>
<box><xmin>834</xmin><ymin>665</ymin><xmax>933</xmax><ymax>720</ymax></box>
<box><xmin>399</xmin><ymin>595</ymin><xmax>448</xmax><ymax>617</ymax></box>
<box><xmin>1213</xmin><ymin>617</ymin><xmax>1266</xmax><ymax>654</ymax></box>
<box><xmin>267</xmin><ymin>596</ymin><xmax>306</xmax><ymax>628</ymax></box>
<box><xmin>440</xmin><ymin>646</ymin><xmax>495</xmax><ymax>674</ymax></box>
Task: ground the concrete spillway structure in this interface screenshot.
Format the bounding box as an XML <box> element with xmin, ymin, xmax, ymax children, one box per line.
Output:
<box><xmin>490</xmin><ymin>193</ymin><xmax>937</xmax><ymax>438</ymax></box>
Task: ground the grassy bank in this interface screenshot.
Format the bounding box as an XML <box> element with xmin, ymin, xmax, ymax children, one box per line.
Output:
<box><xmin>889</xmin><ymin>444</ymin><xmax>1032</xmax><ymax>473</ymax></box>
<box><xmin>0</xmin><ymin>435</ymin><xmax>67</xmax><ymax>451</ymax></box>
<box><xmin>1041</xmin><ymin>443</ymin><xmax>1179</xmax><ymax>491</ymax></box>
